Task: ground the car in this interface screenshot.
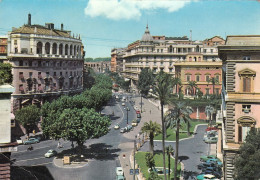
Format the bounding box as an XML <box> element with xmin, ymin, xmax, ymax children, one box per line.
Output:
<box><xmin>16</xmin><ymin>139</ymin><xmax>23</xmax><ymax>145</ymax></box>
<box><xmin>205</xmin><ymin>126</ymin><xmax>218</xmax><ymax>131</ymax></box>
<box><xmin>136</xmin><ymin>118</ymin><xmax>141</xmax><ymax>123</ymax></box>
<box><xmin>132</xmin><ymin>120</ymin><xmax>138</xmax><ymax>127</ymax></box>
<box><xmin>200</xmin><ymin>155</ymin><xmax>219</xmax><ymax>162</ymax></box>
<box><xmin>23</xmin><ymin>138</ymin><xmax>39</xmax><ymax>145</ymax></box>
<box><xmin>114</xmin><ymin>124</ymin><xmax>120</xmax><ymax>130</ymax></box>
<box><xmin>116</xmin><ymin>175</ymin><xmax>125</xmax><ymax>180</ymax></box>
<box><xmin>136</xmin><ymin>110</ymin><xmax>140</xmax><ymax>114</ymax></box>
<box><xmin>122</xmin><ymin>102</ymin><xmax>125</xmax><ymax>106</ymax></box>
<box><xmin>137</xmin><ymin>113</ymin><xmax>141</xmax><ymax>118</ymax></box>
<box><xmin>116</xmin><ymin>167</ymin><xmax>124</xmax><ymax>176</ymax></box>
<box><xmin>197</xmin><ymin>162</ymin><xmax>218</xmax><ymax>169</ymax></box>
<box><xmin>44</xmin><ymin>149</ymin><xmax>57</xmax><ymax>158</ymax></box>
<box><xmin>204</xmin><ymin>137</ymin><xmax>218</xmax><ymax>144</ymax></box>
<box><xmin>120</xmin><ymin>128</ymin><xmax>127</xmax><ymax>133</ymax></box>
<box><xmin>206</xmin><ymin>159</ymin><xmax>223</xmax><ymax>167</ymax></box>
<box><xmin>196</xmin><ymin>174</ymin><xmax>218</xmax><ymax>180</ymax></box>
<box><xmin>127</xmin><ymin>125</ymin><xmax>133</xmax><ymax>131</ymax></box>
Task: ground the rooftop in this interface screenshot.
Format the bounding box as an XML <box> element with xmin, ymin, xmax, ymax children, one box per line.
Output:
<box><xmin>226</xmin><ymin>35</ymin><xmax>260</xmax><ymax>46</ymax></box>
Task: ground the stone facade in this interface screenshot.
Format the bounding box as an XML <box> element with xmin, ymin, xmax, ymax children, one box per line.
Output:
<box><xmin>218</xmin><ymin>35</ymin><xmax>260</xmax><ymax>179</ymax></box>
<box><xmin>7</xmin><ymin>14</ymin><xmax>84</xmax><ymax>112</ymax></box>
<box><xmin>84</xmin><ymin>61</ymin><xmax>110</xmax><ymax>73</ymax></box>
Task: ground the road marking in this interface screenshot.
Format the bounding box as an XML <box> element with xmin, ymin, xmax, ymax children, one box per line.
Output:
<box><xmin>15</xmin><ymin>157</ymin><xmax>46</xmax><ymax>162</ymax></box>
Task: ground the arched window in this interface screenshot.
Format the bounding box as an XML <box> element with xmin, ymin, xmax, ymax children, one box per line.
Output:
<box><xmin>65</xmin><ymin>44</ymin><xmax>68</xmax><ymax>55</ymax></box>
<box><xmin>59</xmin><ymin>44</ymin><xmax>63</xmax><ymax>55</ymax></box>
<box><xmin>70</xmin><ymin>45</ymin><xmax>73</xmax><ymax>55</ymax></box>
<box><xmin>45</xmin><ymin>42</ymin><xmax>50</xmax><ymax>54</ymax></box>
<box><xmin>37</xmin><ymin>42</ymin><xmax>43</xmax><ymax>54</ymax></box>
<box><xmin>169</xmin><ymin>45</ymin><xmax>173</xmax><ymax>53</ymax></box>
<box><xmin>196</xmin><ymin>45</ymin><xmax>200</xmax><ymax>52</ymax></box>
<box><xmin>52</xmin><ymin>43</ymin><xmax>57</xmax><ymax>54</ymax></box>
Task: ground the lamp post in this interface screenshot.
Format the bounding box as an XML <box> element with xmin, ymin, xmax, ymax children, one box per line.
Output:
<box><xmin>126</xmin><ymin>107</ymin><xmax>130</xmax><ymax>125</ymax></box>
<box><xmin>133</xmin><ymin>135</ymin><xmax>137</xmax><ymax>180</ymax></box>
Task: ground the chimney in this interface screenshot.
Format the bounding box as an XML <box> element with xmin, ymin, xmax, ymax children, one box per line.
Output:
<box><xmin>61</xmin><ymin>23</ymin><xmax>63</xmax><ymax>31</ymax></box>
<box><xmin>28</xmin><ymin>13</ymin><xmax>31</xmax><ymax>26</ymax></box>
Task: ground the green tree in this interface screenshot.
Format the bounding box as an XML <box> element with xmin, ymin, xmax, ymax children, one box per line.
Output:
<box><xmin>207</xmin><ymin>77</ymin><xmax>219</xmax><ymax>95</ymax></box>
<box><xmin>138</xmin><ymin>68</ymin><xmax>154</xmax><ymax>96</ymax></box>
<box><xmin>145</xmin><ymin>152</ymin><xmax>155</xmax><ymax>172</ymax></box>
<box><xmin>15</xmin><ymin>105</ymin><xmax>40</xmax><ymax>137</ymax></box>
<box><xmin>0</xmin><ymin>63</ymin><xmax>12</xmax><ymax>85</ymax></box>
<box><xmin>172</xmin><ymin>77</ymin><xmax>182</xmax><ymax>96</ymax></box>
<box><xmin>166</xmin><ymin>145</ymin><xmax>174</xmax><ymax>180</ymax></box>
<box><xmin>141</xmin><ymin>121</ymin><xmax>162</xmax><ymax>155</ymax></box>
<box><xmin>154</xmin><ymin>71</ymin><xmax>173</xmax><ymax>180</ymax></box>
<box><xmin>42</xmin><ymin>108</ymin><xmax>110</xmax><ymax>151</ymax></box>
<box><xmin>165</xmin><ymin>102</ymin><xmax>193</xmax><ymax>180</ymax></box>
<box><xmin>148</xmin><ymin>171</ymin><xmax>160</xmax><ymax>180</ymax></box>
<box><xmin>83</xmin><ymin>67</ymin><xmax>95</xmax><ymax>89</ymax></box>
<box><xmin>234</xmin><ymin>129</ymin><xmax>260</xmax><ymax>179</ymax></box>
<box><xmin>187</xmin><ymin>80</ymin><xmax>197</xmax><ymax>96</ymax></box>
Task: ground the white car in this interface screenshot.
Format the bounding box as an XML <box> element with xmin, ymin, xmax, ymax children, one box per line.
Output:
<box><xmin>114</xmin><ymin>124</ymin><xmax>120</xmax><ymax>130</ymax></box>
<box><xmin>122</xmin><ymin>102</ymin><xmax>125</xmax><ymax>106</ymax></box>
<box><xmin>45</xmin><ymin>149</ymin><xmax>57</xmax><ymax>158</ymax></box>
<box><xmin>116</xmin><ymin>167</ymin><xmax>124</xmax><ymax>176</ymax></box>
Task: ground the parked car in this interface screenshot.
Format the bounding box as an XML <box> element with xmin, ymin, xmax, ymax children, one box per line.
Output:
<box><xmin>205</xmin><ymin>126</ymin><xmax>218</xmax><ymax>131</ymax></box>
<box><xmin>197</xmin><ymin>162</ymin><xmax>218</xmax><ymax>169</ymax></box>
<box><xmin>116</xmin><ymin>175</ymin><xmax>125</xmax><ymax>180</ymax></box>
<box><xmin>120</xmin><ymin>127</ymin><xmax>127</xmax><ymax>133</ymax></box>
<box><xmin>16</xmin><ymin>139</ymin><xmax>23</xmax><ymax>145</ymax></box>
<box><xmin>116</xmin><ymin>167</ymin><xmax>124</xmax><ymax>176</ymax></box>
<box><xmin>200</xmin><ymin>155</ymin><xmax>219</xmax><ymax>162</ymax></box>
<box><xmin>136</xmin><ymin>118</ymin><xmax>141</xmax><ymax>123</ymax></box>
<box><xmin>136</xmin><ymin>110</ymin><xmax>140</xmax><ymax>114</ymax></box>
<box><xmin>122</xmin><ymin>102</ymin><xmax>125</xmax><ymax>106</ymax></box>
<box><xmin>204</xmin><ymin>137</ymin><xmax>218</xmax><ymax>144</ymax></box>
<box><xmin>206</xmin><ymin>159</ymin><xmax>223</xmax><ymax>167</ymax></box>
<box><xmin>44</xmin><ymin>149</ymin><xmax>57</xmax><ymax>158</ymax></box>
<box><xmin>114</xmin><ymin>124</ymin><xmax>120</xmax><ymax>130</ymax></box>
<box><xmin>23</xmin><ymin>138</ymin><xmax>39</xmax><ymax>145</ymax></box>
<box><xmin>137</xmin><ymin>113</ymin><xmax>141</xmax><ymax>118</ymax></box>
<box><xmin>196</xmin><ymin>174</ymin><xmax>218</xmax><ymax>180</ymax></box>
<box><xmin>127</xmin><ymin>125</ymin><xmax>133</xmax><ymax>131</ymax></box>
<box><xmin>132</xmin><ymin>120</ymin><xmax>138</xmax><ymax>127</ymax></box>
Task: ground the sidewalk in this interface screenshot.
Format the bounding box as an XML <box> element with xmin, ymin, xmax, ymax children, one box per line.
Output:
<box><xmin>119</xmin><ymin>95</ymin><xmax>162</xmax><ymax>180</ymax></box>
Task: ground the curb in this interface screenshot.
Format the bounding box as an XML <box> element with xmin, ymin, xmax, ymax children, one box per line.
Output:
<box><xmin>52</xmin><ymin>157</ymin><xmax>89</xmax><ymax>169</ymax></box>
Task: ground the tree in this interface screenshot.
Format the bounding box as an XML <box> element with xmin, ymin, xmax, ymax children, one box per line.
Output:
<box><xmin>234</xmin><ymin>129</ymin><xmax>260</xmax><ymax>179</ymax></box>
<box><xmin>166</xmin><ymin>145</ymin><xmax>174</xmax><ymax>180</ymax></box>
<box><xmin>172</xmin><ymin>77</ymin><xmax>182</xmax><ymax>96</ymax></box>
<box><xmin>138</xmin><ymin>68</ymin><xmax>154</xmax><ymax>96</ymax></box>
<box><xmin>15</xmin><ymin>105</ymin><xmax>40</xmax><ymax>137</ymax></box>
<box><xmin>165</xmin><ymin>101</ymin><xmax>193</xmax><ymax>180</ymax></box>
<box><xmin>0</xmin><ymin>62</ymin><xmax>12</xmax><ymax>85</ymax></box>
<box><xmin>83</xmin><ymin>67</ymin><xmax>95</xmax><ymax>89</ymax></box>
<box><xmin>148</xmin><ymin>171</ymin><xmax>160</xmax><ymax>180</ymax></box>
<box><xmin>205</xmin><ymin>105</ymin><xmax>214</xmax><ymax>126</ymax></box>
<box><xmin>145</xmin><ymin>152</ymin><xmax>155</xmax><ymax>172</ymax></box>
<box><xmin>207</xmin><ymin>77</ymin><xmax>219</xmax><ymax>95</ymax></box>
<box><xmin>154</xmin><ymin>70</ymin><xmax>173</xmax><ymax>180</ymax></box>
<box><xmin>187</xmin><ymin>80</ymin><xmax>197</xmax><ymax>96</ymax></box>
<box><xmin>141</xmin><ymin>121</ymin><xmax>162</xmax><ymax>155</ymax></box>
<box><xmin>42</xmin><ymin>108</ymin><xmax>110</xmax><ymax>151</ymax></box>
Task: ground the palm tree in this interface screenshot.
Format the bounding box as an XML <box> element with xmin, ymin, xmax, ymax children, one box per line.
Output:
<box><xmin>173</xmin><ymin>77</ymin><xmax>182</xmax><ymax>95</ymax></box>
<box><xmin>166</xmin><ymin>145</ymin><xmax>174</xmax><ymax>180</ymax></box>
<box><xmin>141</xmin><ymin>121</ymin><xmax>162</xmax><ymax>155</ymax></box>
<box><xmin>187</xmin><ymin>80</ymin><xmax>197</xmax><ymax>96</ymax></box>
<box><xmin>205</xmin><ymin>105</ymin><xmax>214</xmax><ymax>127</ymax></box>
<box><xmin>154</xmin><ymin>71</ymin><xmax>173</xmax><ymax>180</ymax></box>
<box><xmin>165</xmin><ymin>101</ymin><xmax>193</xmax><ymax>180</ymax></box>
<box><xmin>207</xmin><ymin>77</ymin><xmax>219</xmax><ymax>95</ymax></box>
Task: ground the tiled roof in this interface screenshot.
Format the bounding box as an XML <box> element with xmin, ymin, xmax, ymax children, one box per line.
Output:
<box><xmin>11</xmin><ymin>25</ymin><xmax>71</xmax><ymax>38</ymax></box>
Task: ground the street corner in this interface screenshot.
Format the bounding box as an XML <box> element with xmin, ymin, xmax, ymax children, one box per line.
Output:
<box><xmin>52</xmin><ymin>156</ymin><xmax>89</xmax><ymax>169</ymax></box>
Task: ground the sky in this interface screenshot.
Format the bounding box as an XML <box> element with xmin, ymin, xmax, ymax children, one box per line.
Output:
<box><xmin>0</xmin><ymin>0</ymin><xmax>260</xmax><ymax>58</ymax></box>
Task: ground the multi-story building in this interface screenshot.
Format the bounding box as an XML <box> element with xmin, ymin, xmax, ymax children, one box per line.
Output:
<box><xmin>218</xmin><ymin>35</ymin><xmax>260</xmax><ymax>179</ymax></box>
<box><xmin>7</xmin><ymin>14</ymin><xmax>84</xmax><ymax>112</ymax></box>
<box><xmin>0</xmin><ymin>36</ymin><xmax>8</xmax><ymax>62</ymax></box>
<box><xmin>111</xmin><ymin>48</ymin><xmax>125</xmax><ymax>73</ymax></box>
<box><xmin>84</xmin><ymin>61</ymin><xmax>110</xmax><ymax>73</ymax></box>
<box><xmin>121</xmin><ymin>25</ymin><xmax>224</xmax><ymax>90</ymax></box>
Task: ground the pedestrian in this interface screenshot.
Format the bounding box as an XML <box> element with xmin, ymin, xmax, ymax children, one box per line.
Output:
<box><xmin>57</xmin><ymin>141</ymin><xmax>60</xmax><ymax>148</ymax></box>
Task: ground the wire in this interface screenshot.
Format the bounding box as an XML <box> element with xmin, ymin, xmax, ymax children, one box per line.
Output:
<box><xmin>0</xmin><ymin>153</ymin><xmax>39</xmax><ymax>180</ymax></box>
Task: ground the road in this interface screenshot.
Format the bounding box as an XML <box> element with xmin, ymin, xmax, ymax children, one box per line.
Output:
<box><xmin>11</xmin><ymin>93</ymin><xmax>137</xmax><ymax>180</ymax></box>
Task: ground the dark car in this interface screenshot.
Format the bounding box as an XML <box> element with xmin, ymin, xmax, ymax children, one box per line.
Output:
<box><xmin>23</xmin><ymin>138</ymin><xmax>39</xmax><ymax>145</ymax></box>
<box><xmin>137</xmin><ymin>113</ymin><xmax>141</xmax><ymax>118</ymax></box>
<box><xmin>197</xmin><ymin>162</ymin><xmax>218</xmax><ymax>169</ymax></box>
<box><xmin>136</xmin><ymin>118</ymin><xmax>141</xmax><ymax>123</ymax></box>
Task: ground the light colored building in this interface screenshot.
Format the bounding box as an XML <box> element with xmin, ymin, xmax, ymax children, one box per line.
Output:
<box><xmin>120</xmin><ymin>25</ymin><xmax>223</xmax><ymax>88</ymax></box>
<box><xmin>0</xmin><ymin>36</ymin><xmax>8</xmax><ymax>63</ymax></box>
<box><xmin>84</xmin><ymin>61</ymin><xmax>110</xmax><ymax>73</ymax></box>
<box><xmin>111</xmin><ymin>48</ymin><xmax>125</xmax><ymax>73</ymax></box>
<box><xmin>7</xmin><ymin>14</ymin><xmax>84</xmax><ymax>112</ymax></box>
<box><xmin>218</xmin><ymin>35</ymin><xmax>260</xmax><ymax>179</ymax></box>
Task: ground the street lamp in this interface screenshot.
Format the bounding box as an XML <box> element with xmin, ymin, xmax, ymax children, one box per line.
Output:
<box><xmin>126</xmin><ymin>107</ymin><xmax>130</xmax><ymax>125</ymax></box>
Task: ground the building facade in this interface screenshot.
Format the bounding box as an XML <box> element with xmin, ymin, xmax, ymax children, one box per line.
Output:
<box><xmin>84</xmin><ymin>61</ymin><xmax>110</xmax><ymax>73</ymax></box>
<box><xmin>7</xmin><ymin>14</ymin><xmax>84</xmax><ymax>112</ymax></box>
<box><xmin>120</xmin><ymin>25</ymin><xmax>224</xmax><ymax>90</ymax></box>
<box><xmin>0</xmin><ymin>36</ymin><xmax>8</xmax><ymax>62</ymax></box>
<box><xmin>111</xmin><ymin>48</ymin><xmax>125</xmax><ymax>73</ymax></box>
<box><xmin>218</xmin><ymin>35</ymin><xmax>260</xmax><ymax>179</ymax></box>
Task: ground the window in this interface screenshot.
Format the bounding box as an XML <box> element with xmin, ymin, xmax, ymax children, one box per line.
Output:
<box><xmin>161</xmin><ymin>49</ymin><xmax>163</xmax><ymax>53</ymax></box>
<box><xmin>60</xmin><ymin>72</ymin><xmax>62</xmax><ymax>76</ymax></box>
<box><xmin>243</xmin><ymin>56</ymin><xmax>251</xmax><ymax>60</ymax></box>
<box><xmin>186</xmin><ymin>75</ymin><xmax>191</xmax><ymax>81</ymax></box>
<box><xmin>196</xmin><ymin>75</ymin><xmax>200</xmax><ymax>82</ymax></box>
<box><xmin>242</xmin><ymin>105</ymin><xmax>251</xmax><ymax>113</ymax></box>
<box><xmin>29</xmin><ymin>72</ymin><xmax>33</xmax><ymax>78</ymax></box>
<box><xmin>19</xmin><ymin>84</ymin><xmax>24</xmax><ymax>92</ymax></box>
<box><xmin>160</xmin><ymin>61</ymin><xmax>163</xmax><ymax>65</ymax></box>
<box><xmin>243</xmin><ymin>77</ymin><xmax>251</xmax><ymax>92</ymax></box>
<box><xmin>215</xmin><ymin>88</ymin><xmax>220</xmax><ymax>95</ymax></box>
<box><xmin>38</xmin><ymin>61</ymin><xmax>41</xmax><ymax>67</ymax></box>
<box><xmin>206</xmin><ymin>88</ymin><xmax>210</xmax><ymax>95</ymax></box>
<box><xmin>53</xmin><ymin>72</ymin><xmax>57</xmax><ymax>77</ymax></box>
<box><xmin>206</xmin><ymin>75</ymin><xmax>210</xmax><ymax>82</ymax></box>
<box><xmin>238</xmin><ymin>126</ymin><xmax>251</xmax><ymax>142</ymax></box>
<box><xmin>157</xmin><ymin>49</ymin><xmax>159</xmax><ymax>53</ymax></box>
<box><xmin>210</xmin><ymin>49</ymin><xmax>213</xmax><ymax>53</ymax></box>
<box><xmin>14</xmin><ymin>40</ymin><xmax>17</xmax><ymax>45</ymax></box>
<box><xmin>38</xmin><ymin>72</ymin><xmax>42</xmax><ymax>78</ymax></box>
<box><xmin>169</xmin><ymin>68</ymin><xmax>172</xmax><ymax>72</ymax></box>
<box><xmin>46</xmin><ymin>72</ymin><xmax>49</xmax><ymax>78</ymax></box>
<box><xmin>46</xmin><ymin>61</ymin><xmax>49</xmax><ymax>67</ymax></box>
<box><xmin>15</xmin><ymin>48</ymin><xmax>18</xmax><ymax>53</ymax></box>
<box><xmin>29</xmin><ymin>61</ymin><xmax>32</xmax><ymax>67</ymax></box>
<box><xmin>204</xmin><ymin>49</ymin><xmax>207</xmax><ymax>53</ymax></box>
<box><xmin>19</xmin><ymin>72</ymin><xmax>24</xmax><ymax>79</ymax></box>
<box><xmin>19</xmin><ymin>61</ymin><xmax>23</xmax><ymax>66</ymax></box>
<box><xmin>215</xmin><ymin>75</ymin><xmax>220</xmax><ymax>82</ymax></box>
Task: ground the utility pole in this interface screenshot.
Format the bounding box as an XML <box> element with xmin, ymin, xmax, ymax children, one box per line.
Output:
<box><xmin>126</xmin><ymin>107</ymin><xmax>129</xmax><ymax>125</ymax></box>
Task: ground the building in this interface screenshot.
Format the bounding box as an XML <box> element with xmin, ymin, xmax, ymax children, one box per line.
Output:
<box><xmin>7</xmin><ymin>14</ymin><xmax>84</xmax><ymax>112</ymax></box>
<box><xmin>0</xmin><ymin>84</ymin><xmax>16</xmax><ymax>180</ymax></box>
<box><xmin>111</xmin><ymin>48</ymin><xmax>125</xmax><ymax>73</ymax></box>
<box><xmin>218</xmin><ymin>35</ymin><xmax>260</xmax><ymax>179</ymax></box>
<box><xmin>84</xmin><ymin>60</ymin><xmax>111</xmax><ymax>73</ymax></box>
<box><xmin>120</xmin><ymin>25</ymin><xmax>223</xmax><ymax>89</ymax></box>
<box><xmin>0</xmin><ymin>36</ymin><xmax>8</xmax><ymax>63</ymax></box>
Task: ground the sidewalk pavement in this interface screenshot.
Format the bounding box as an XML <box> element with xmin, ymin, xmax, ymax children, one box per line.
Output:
<box><xmin>119</xmin><ymin>95</ymin><xmax>162</xmax><ymax>180</ymax></box>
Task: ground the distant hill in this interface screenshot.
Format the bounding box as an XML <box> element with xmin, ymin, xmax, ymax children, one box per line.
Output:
<box><xmin>85</xmin><ymin>57</ymin><xmax>111</xmax><ymax>62</ymax></box>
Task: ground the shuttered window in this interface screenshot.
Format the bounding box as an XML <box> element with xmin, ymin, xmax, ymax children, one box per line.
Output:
<box><xmin>243</xmin><ymin>77</ymin><xmax>251</xmax><ymax>92</ymax></box>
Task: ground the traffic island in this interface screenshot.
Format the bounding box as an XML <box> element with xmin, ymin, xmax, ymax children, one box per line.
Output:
<box><xmin>53</xmin><ymin>155</ymin><xmax>89</xmax><ymax>168</ymax></box>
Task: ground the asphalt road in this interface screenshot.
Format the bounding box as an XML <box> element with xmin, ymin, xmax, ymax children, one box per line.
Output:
<box><xmin>11</xmin><ymin>93</ymin><xmax>137</xmax><ymax>180</ymax></box>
